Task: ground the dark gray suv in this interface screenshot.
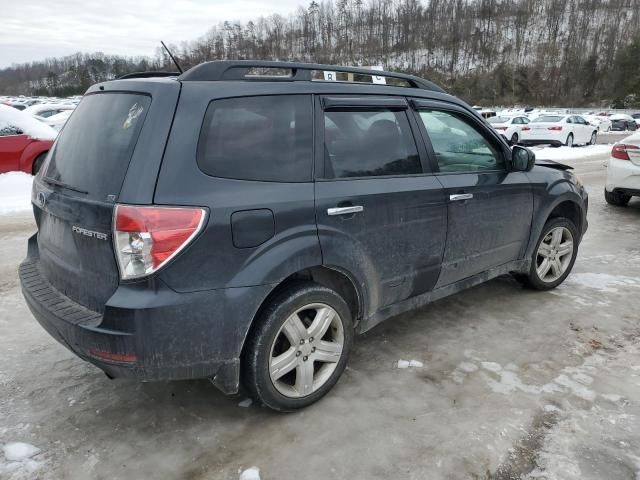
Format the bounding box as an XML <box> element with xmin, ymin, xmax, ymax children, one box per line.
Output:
<box><xmin>19</xmin><ymin>61</ymin><xmax>588</xmax><ymax>411</ymax></box>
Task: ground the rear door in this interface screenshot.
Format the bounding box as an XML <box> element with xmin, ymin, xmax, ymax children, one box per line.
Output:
<box><xmin>32</xmin><ymin>85</ymin><xmax>178</xmax><ymax>311</ymax></box>
<box><xmin>412</xmin><ymin>101</ymin><xmax>533</xmax><ymax>287</ymax></box>
<box><xmin>314</xmin><ymin>96</ymin><xmax>447</xmax><ymax>311</ymax></box>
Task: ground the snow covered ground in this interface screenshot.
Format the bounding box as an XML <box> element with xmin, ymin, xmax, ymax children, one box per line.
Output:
<box><xmin>0</xmin><ymin>172</ymin><xmax>33</xmax><ymax>215</ymax></box>
<box><xmin>532</xmin><ymin>144</ymin><xmax>611</xmax><ymax>162</ymax></box>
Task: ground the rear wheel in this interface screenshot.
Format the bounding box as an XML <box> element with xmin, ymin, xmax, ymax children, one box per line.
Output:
<box><xmin>243</xmin><ymin>282</ymin><xmax>354</xmax><ymax>411</ymax></box>
<box><xmin>604</xmin><ymin>188</ymin><xmax>631</xmax><ymax>207</ymax></box>
<box><xmin>588</xmin><ymin>131</ymin><xmax>597</xmax><ymax>145</ymax></box>
<box><xmin>515</xmin><ymin>217</ymin><xmax>578</xmax><ymax>290</ymax></box>
<box><xmin>32</xmin><ymin>152</ymin><xmax>47</xmax><ymax>175</ymax></box>
<box><xmin>510</xmin><ymin>133</ymin><xmax>519</xmax><ymax>145</ymax></box>
<box><xmin>565</xmin><ymin>134</ymin><xmax>574</xmax><ymax>147</ymax></box>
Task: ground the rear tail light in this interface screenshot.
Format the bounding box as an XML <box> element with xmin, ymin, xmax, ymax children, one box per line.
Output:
<box><xmin>611</xmin><ymin>143</ymin><xmax>640</xmax><ymax>161</ymax></box>
<box><xmin>548</xmin><ymin>126</ymin><xmax>563</xmax><ymax>131</ymax></box>
<box><xmin>495</xmin><ymin>126</ymin><xmax>507</xmax><ymax>131</ymax></box>
<box><xmin>521</xmin><ymin>127</ymin><xmax>531</xmax><ymax>131</ymax></box>
<box><xmin>114</xmin><ymin>205</ymin><xmax>206</xmax><ymax>280</ymax></box>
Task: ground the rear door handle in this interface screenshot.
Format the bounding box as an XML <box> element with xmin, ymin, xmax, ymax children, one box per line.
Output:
<box><xmin>449</xmin><ymin>193</ymin><xmax>473</xmax><ymax>202</ymax></box>
<box><xmin>327</xmin><ymin>206</ymin><xmax>364</xmax><ymax>216</ymax></box>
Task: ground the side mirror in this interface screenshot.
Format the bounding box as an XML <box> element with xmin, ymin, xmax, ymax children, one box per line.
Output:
<box><xmin>511</xmin><ymin>145</ymin><xmax>536</xmax><ymax>172</ymax></box>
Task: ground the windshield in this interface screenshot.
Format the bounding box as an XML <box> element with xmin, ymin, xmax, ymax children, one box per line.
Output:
<box><xmin>44</xmin><ymin>92</ymin><xmax>150</xmax><ymax>201</ymax></box>
<box><xmin>532</xmin><ymin>116</ymin><xmax>563</xmax><ymax>123</ymax></box>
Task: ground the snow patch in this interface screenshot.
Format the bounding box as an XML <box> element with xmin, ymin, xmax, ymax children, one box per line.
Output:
<box><xmin>397</xmin><ymin>359</ymin><xmax>424</xmax><ymax>369</ymax></box>
<box><xmin>2</xmin><ymin>442</ymin><xmax>40</xmax><ymax>461</ymax></box>
<box><xmin>239</xmin><ymin>466</ymin><xmax>261</xmax><ymax>480</ymax></box>
<box><xmin>0</xmin><ymin>172</ymin><xmax>33</xmax><ymax>215</ymax></box>
<box><xmin>532</xmin><ymin>144</ymin><xmax>611</xmax><ymax>162</ymax></box>
<box><xmin>563</xmin><ymin>272</ymin><xmax>640</xmax><ymax>293</ymax></box>
<box><xmin>238</xmin><ymin>398</ymin><xmax>253</xmax><ymax>408</ymax></box>
<box><xmin>0</xmin><ymin>104</ymin><xmax>57</xmax><ymax>141</ymax></box>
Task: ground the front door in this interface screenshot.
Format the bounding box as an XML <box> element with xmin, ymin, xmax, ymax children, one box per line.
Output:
<box><xmin>413</xmin><ymin>103</ymin><xmax>534</xmax><ymax>287</ymax></box>
<box><xmin>314</xmin><ymin>96</ymin><xmax>447</xmax><ymax>313</ymax></box>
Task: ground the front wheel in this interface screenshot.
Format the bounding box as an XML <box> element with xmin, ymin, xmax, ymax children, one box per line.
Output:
<box><xmin>516</xmin><ymin>218</ymin><xmax>579</xmax><ymax>290</ymax></box>
<box><xmin>243</xmin><ymin>282</ymin><xmax>354</xmax><ymax>411</ymax></box>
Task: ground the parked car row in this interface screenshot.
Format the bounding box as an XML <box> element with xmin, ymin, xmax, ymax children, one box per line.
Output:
<box><xmin>488</xmin><ymin>113</ymin><xmax>599</xmax><ymax>147</ymax></box>
<box><xmin>1</xmin><ymin>95</ymin><xmax>78</xmax><ymax>132</ymax></box>
<box><xmin>484</xmin><ymin>107</ymin><xmax>640</xmax><ymax>145</ymax></box>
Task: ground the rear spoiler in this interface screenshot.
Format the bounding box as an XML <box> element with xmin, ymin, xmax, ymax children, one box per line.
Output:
<box><xmin>534</xmin><ymin>159</ymin><xmax>573</xmax><ymax>171</ymax></box>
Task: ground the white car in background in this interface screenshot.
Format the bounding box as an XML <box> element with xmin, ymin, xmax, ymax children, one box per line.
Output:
<box><xmin>24</xmin><ymin>103</ymin><xmax>75</xmax><ymax>119</ymax></box>
<box><xmin>486</xmin><ymin>115</ymin><xmax>531</xmax><ymax>144</ymax></box>
<box><xmin>584</xmin><ymin>115</ymin><xmax>612</xmax><ymax>133</ymax></box>
<box><xmin>44</xmin><ymin>110</ymin><xmax>73</xmax><ymax>131</ymax></box>
<box><xmin>605</xmin><ymin>132</ymin><xmax>640</xmax><ymax>206</ymax></box>
<box><xmin>520</xmin><ymin>114</ymin><xmax>598</xmax><ymax>147</ymax></box>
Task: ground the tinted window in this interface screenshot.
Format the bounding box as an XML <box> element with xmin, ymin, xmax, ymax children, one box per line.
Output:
<box><xmin>323</xmin><ymin>110</ymin><xmax>421</xmax><ymax>178</ymax></box>
<box><xmin>44</xmin><ymin>93</ymin><xmax>150</xmax><ymax>200</ymax></box>
<box><xmin>419</xmin><ymin>110</ymin><xmax>503</xmax><ymax>173</ymax></box>
<box><xmin>197</xmin><ymin>95</ymin><xmax>312</xmax><ymax>182</ymax></box>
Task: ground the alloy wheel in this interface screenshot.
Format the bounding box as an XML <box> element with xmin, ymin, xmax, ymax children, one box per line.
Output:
<box><xmin>269</xmin><ymin>303</ymin><xmax>344</xmax><ymax>398</ymax></box>
<box><xmin>536</xmin><ymin>226</ymin><xmax>574</xmax><ymax>283</ymax></box>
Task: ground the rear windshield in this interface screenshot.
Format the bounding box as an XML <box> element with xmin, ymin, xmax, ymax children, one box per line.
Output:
<box><xmin>44</xmin><ymin>93</ymin><xmax>150</xmax><ymax>200</ymax></box>
<box><xmin>487</xmin><ymin>116</ymin><xmax>509</xmax><ymax>124</ymax></box>
<box><xmin>532</xmin><ymin>116</ymin><xmax>563</xmax><ymax>123</ymax></box>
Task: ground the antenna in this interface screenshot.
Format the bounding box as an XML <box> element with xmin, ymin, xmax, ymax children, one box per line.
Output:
<box><xmin>161</xmin><ymin>41</ymin><xmax>183</xmax><ymax>74</ymax></box>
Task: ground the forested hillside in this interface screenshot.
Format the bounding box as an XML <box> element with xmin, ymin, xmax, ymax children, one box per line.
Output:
<box><xmin>2</xmin><ymin>0</ymin><xmax>639</xmax><ymax>106</ymax></box>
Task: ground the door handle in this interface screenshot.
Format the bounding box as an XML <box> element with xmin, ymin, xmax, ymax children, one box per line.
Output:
<box><xmin>327</xmin><ymin>206</ymin><xmax>364</xmax><ymax>216</ymax></box>
<box><xmin>449</xmin><ymin>193</ymin><xmax>473</xmax><ymax>202</ymax></box>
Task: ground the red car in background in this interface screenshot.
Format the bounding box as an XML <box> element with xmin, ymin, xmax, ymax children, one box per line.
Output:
<box><xmin>0</xmin><ymin>104</ymin><xmax>56</xmax><ymax>175</ymax></box>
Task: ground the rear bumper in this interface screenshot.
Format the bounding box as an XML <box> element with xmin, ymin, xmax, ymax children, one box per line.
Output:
<box><xmin>19</xmin><ymin>254</ymin><xmax>273</xmax><ymax>394</ymax></box>
<box><xmin>606</xmin><ymin>157</ymin><xmax>640</xmax><ymax>194</ymax></box>
<box><xmin>520</xmin><ymin>139</ymin><xmax>563</xmax><ymax>147</ymax></box>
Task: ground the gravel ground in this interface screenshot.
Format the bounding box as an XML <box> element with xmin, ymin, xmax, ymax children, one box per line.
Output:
<box><xmin>1</xmin><ymin>150</ymin><xmax>640</xmax><ymax>480</ymax></box>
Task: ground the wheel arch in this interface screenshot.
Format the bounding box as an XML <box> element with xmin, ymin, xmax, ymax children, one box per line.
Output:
<box><xmin>239</xmin><ymin>265</ymin><xmax>363</xmax><ymax>358</ymax></box>
<box><xmin>525</xmin><ymin>196</ymin><xmax>585</xmax><ymax>261</ymax></box>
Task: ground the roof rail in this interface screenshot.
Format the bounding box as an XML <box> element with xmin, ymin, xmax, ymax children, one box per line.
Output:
<box><xmin>178</xmin><ymin>60</ymin><xmax>445</xmax><ymax>93</ymax></box>
<box><xmin>118</xmin><ymin>71</ymin><xmax>180</xmax><ymax>80</ymax></box>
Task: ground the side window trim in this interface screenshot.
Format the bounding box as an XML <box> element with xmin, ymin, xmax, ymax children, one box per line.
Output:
<box><xmin>316</xmin><ymin>95</ymin><xmax>426</xmax><ymax>181</ymax></box>
<box><xmin>409</xmin><ymin>99</ymin><xmax>509</xmax><ymax>175</ymax></box>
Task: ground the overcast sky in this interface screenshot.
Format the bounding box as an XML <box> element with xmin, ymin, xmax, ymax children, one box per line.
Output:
<box><xmin>0</xmin><ymin>0</ymin><xmax>304</xmax><ymax>68</ymax></box>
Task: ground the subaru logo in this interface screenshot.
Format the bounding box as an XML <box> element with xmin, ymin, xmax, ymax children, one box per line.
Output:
<box><xmin>37</xmin><ymin>192</ymin><xmax>46</xmax><ymax>208</ymax></box>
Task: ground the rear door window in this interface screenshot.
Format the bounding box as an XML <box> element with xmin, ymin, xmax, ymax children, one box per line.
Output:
<box><xmin>197</xmin><ymin>95</ymin><xmax>313</xmax><ymax>182</ymax></box>
<box><xmin>44</xmin><ymin>93</ymin><xmax>150</xmax><ymax>200</ymax></box>
<box><xmin>322</xmin><ymin>109</ymin><xmax>422</xmax><ymax>178</ymax></box>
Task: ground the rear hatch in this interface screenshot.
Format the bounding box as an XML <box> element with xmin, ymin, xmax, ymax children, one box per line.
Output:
<box><xmin>32</xmin><ymin>89</ymin><xmax>164</xmax><ymax>312</ymax></box>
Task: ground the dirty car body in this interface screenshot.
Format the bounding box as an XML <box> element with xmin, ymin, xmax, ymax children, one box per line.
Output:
<box><xmin>19</xmin><ymin>61</ymin><xmax>588</xmax><ymax>408</ymax></box>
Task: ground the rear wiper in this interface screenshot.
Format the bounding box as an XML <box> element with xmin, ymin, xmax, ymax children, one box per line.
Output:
<box><xmin>42</xmin><ymin>177</ymin><xmax>89</xmax><ymax>195</ymax></box>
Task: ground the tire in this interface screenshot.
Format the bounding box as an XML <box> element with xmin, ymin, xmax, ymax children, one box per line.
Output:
<box><xmin>32</xmin><ymin>152</ymin><xmax>47</xmax><ymax>175</ymax></box>
<box><xmin>565</xmin><ymin>134</ymin><xmax>574</xmax><ymax>147</ymax></box>
<box><xmin>516</xmin><ymin>217</ymin><xmax>579</xmax><ymax>291</ymax></box>
<box><xmin>604</xmin><ymin>188</ymin><xmax>631</xmax><ymax>207</ymax></box>
<box><xmin>243</xmin><ymin>281</ymin><xmax>354</xmax><ymax>411</ymax></box>
<box><xmin>588</xmin><ymin>131</ymin><xmax>597</xmax><ymax>146</ymax></box>
<box><xmin>510</xmin><ymin>133</ymin><xmax>519</xmax><ymax>145</ymax></box>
